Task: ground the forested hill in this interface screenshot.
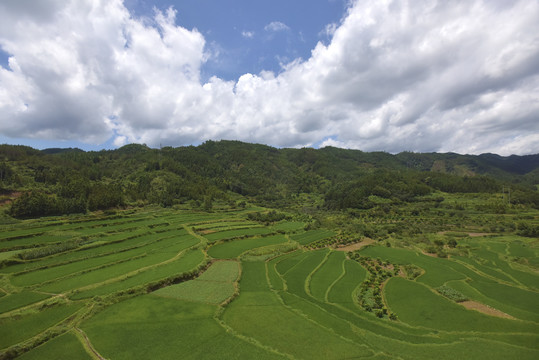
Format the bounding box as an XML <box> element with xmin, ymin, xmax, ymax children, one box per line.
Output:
<box><xmin>1</xmin><ymin>141</ymin><xmax>538</xmax><ymax>218</ymax></box>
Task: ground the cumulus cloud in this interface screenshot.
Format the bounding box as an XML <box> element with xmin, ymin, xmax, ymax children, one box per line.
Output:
<box><xmin>0</xmin><ymin>0</ymin><xmax>538</xmax><ymax>155</ymax></box>
<box><xmin>264</xmin><ymin>21</ymin><xmax>290</xmax><ymax>32</ymax></box>
<box><xmin>241</xmin><ymin>31</ymin><xmax>255</xmax><ymax>39</ymax></box>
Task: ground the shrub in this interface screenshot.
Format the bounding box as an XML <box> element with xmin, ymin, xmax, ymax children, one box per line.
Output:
<box><xmin>402</xmin><ymin>264</ymin><xmax>422</xmax><ymax>280</ymax></box>
<box><xmin>436</xmin><ymin>285</ymin><xmax>468</xmax><ymax>302</ymax></box>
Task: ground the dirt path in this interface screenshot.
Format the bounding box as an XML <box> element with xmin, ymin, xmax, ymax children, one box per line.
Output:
<box><xmin>75</xmin><ymin>327</ymin><xmax>107</xmax><ymax>360</ymax></box>
<box><xmin>199</xmin><ymin>229</ymin><xmax>216</xmax><ymax>234</ymax></box>
<box><xmin>336</xmin><ymin>238</ymin><xmax>375</xmax><ymax>252</ymax></box>
<box><xmin>459</xmin><ymin>301</ymin><xmax>515</xmax><ymax>319</ymax></box>
<box><xmin>437</xmin><ymin>231</ymin><xmax>491</xmax><ymax>237</ymax></box>
<box><xmin>467</xmin><ymin>232</ymin><xmax>491</xmax><ymax>237</ymax></box>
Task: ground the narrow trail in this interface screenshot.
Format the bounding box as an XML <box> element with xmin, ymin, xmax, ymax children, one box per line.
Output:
<box><xmin>182</xmin><ymin>223</ymin><xmax>210</xmax><ymax>246</ymax></box>
<box><xmin>304</xmin><ymin>250</ymin><xmax>331</xmax><ymax>297</ymax></box>
<box><xmin>0</xmin><ymin>292</ymin><xmax>70</xmax><ymax>319</ymax></box>
<box><xmin>74</xmin><ymin>327</ymin><xmax>107</xmax><ymax>360</ymax></box>
<box><xmin>324</xmin><ymin>258</ymin><xmax>346</xmax><ymax>302</ymax></box>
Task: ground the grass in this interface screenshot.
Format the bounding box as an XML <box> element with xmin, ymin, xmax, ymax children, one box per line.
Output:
<box><xmin>197</xmin><ymin>260</ymin><xmax>240</xmax><ymax>282</ymax></box>
<box><xmin>468</xmin><ymin>280</ymin><xmax>539</xmax><ymax>315</ymax></box>
<box><xmin>153</xmin><ymin>280</ymin><xmax>235</xmax><ymax>304</ymax></box>
<box><xmin>282</xmin><ymin>249</ymin><xmax>329</xmax><ymax>299</ymax></box>
<box><xmin>271</xmin><ymin>221</ymin><xmax>305</xmax><ymax>232</ymax></box>
<box><xmin>17</xmin><ymin>331</ymin><xmax>91</xmax><ymax>360</ymax></box>
<box><xmin>70</xmin><ymin>249</ymin><xmax>206</xmax><ymax>299</ymax></box>
<box><xmin>222</xmin><ymin>261</ymin><xmax>374</xmax><ymax>359</ymax></box>
<box><xmin>360</xmin><ymin>246</ymin><xmax>466</xmax><ymax>287</ymax></box>
<box><xmin>38</xmin><ymin>249</ymin><xmax>178</xmax><ymax>293</ymax></box>
<box><xmin>291</xmin><ymin>229</ymin><xmax>336</xmax><ymax>245</ymax></box>
<box><xmin>208</xmin><ymin>234</ymin><xmax>287</xmax><ymax>259</ymax></box>
<box><xmin>445</xmin><ymin>279</ymin><xmax>539</xmax><ymax>322</ymax></box>
<box><xmin>384</xmin><ymin>277</ymin><xmax>538</xmax><ymax>333</ymax></box>
<box><xmin>0</xmin><ymin>302</ymin><xmax>83</xmax><ymax>350</ymax></box>
<box><xmin>81</xmin><ymin>295</ymin><xmax>283</xmax><ymax>360</ymax></box>
<box><xmin>0</xmin><ymin>249</ymin><xmax>23</xmax><ymax>261</ymax></box>
<box><xmin>0</xmin><ymin>291</ymin><xmax>51</xmax><ymax>314</ymax></box>
<box><xmin>327</xmin><ymin>259</ymin><xmax>366</xmax><ymax>309</ymax></box>
<box><xmin>23</xmin><ymin>235</ymin><xmax>200</xmax><ymax>293</ymax></box>
<box><xmin>309</xmin><ymin>251</ymin><xmax>345</xmax><ymax>301</ymax></box>
<box><xmin>152</xmin><ymin>260</ymin><xmax>239</xmax><ymax>305</ymax></box>
<box><xmin>274</xmin><ymin>250</ymin><xmax>311</xmax><ymax>275</ymax></box>
<box><xmin>9</xmin><ymin>231</ymin><xmax>195</xmax><ymax>285</ymax></box>
<box><xmin>1</xmin><ymin>204</ymin><xmax>538</xmax><ymax>359</ymax></box>
<box><xmin>204</xmin><ymin>227</ymin><xmax>273</xmax><ymax>242</ymax></box>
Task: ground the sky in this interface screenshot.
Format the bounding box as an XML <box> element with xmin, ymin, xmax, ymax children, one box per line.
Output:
<box><xmin>0</xmin><ymin>0</ymin><xmax>538</xmax><ymax>155</ymax></box>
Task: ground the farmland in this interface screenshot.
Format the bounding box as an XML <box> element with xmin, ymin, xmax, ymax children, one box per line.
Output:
<box><xmin>0</xmin><ymin>199</ymin><xmax>537</xmax><ymax>360</ymax></box>
<box><xmin>0</xmin><ymin>143</ymin><xmax>538</xmax><ymax>359</ymax></box>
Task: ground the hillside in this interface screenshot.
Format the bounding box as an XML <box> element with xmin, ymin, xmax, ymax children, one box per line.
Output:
<box><xmin>0</xmin><ymin>141</ymin><xmax>538</xmax><ymax>359</ymax></box>
<box><xmin>1</xmin><ymin>141</ymin><xmax>538</xmax><ymax>220</ymax></box>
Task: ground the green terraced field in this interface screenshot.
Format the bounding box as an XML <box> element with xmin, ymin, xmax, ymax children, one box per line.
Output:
<box><xmin>291</xmin><ymin>229</ymin><xmax>336</xmax><ymax>245</ymax></box>
<box><xmin>81</xmin><ymin>296</ymin><xmax>284</xmax><ymax>360</ymax></box>
<box><xmin>70</xmin><ymin>249</ymin><xmax>206</xmax><ymax>300</ymax></box>
<box><xmin>17</xmin><ymin>332</ymin><xmax>91</xmax><ymax>360</ymax></box>
<box><xmin>207</xmin><ymin>234</ymin><xmax>288</xmax><ymax>259</ymax></box>
<box><xmin>153</xmin><ymin>260</ymin><xmax>239</xmax><ymax>304</ymax></box>
<box><xmin>0</xmin><ymin>303</ymin><xmax>84</xmax><ymax>350</ymax></box>
<box><xmin>309</xmin><ymin>251</ymin><xmax>346</xmax><ymax>301</ymax></box>
<box><xmin>0</xmin><ymin>206</ymin><xmax>537</xmax><ymax>359</ymax></box>
<box><xmin>0</xmin><ymin>291</ymin><xmax>51</xmax><ymax>314</ymax></box>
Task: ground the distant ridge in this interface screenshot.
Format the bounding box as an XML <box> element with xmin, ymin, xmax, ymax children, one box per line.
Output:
<box><xmin>40</xmin><ymin>147</ymin><xmax>84</xmax><ymax>155</ymax></box>
<box><xmin>1</xmin><ymin>140</ymin><xmax>538</xmax><ymax>218</ymax></box>
<box><xmin>19</xmin><ymin>140</ymin><xmax>539</xmax><ymax>177</ymax></box>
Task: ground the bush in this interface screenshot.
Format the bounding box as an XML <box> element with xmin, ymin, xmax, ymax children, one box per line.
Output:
<box><xmin>403</xmin><ymin>264</ymin><xmax>422</xmax><ymax>280</ymax></box>
<box><xmin>436</xmin><ymin>285</ymin><xmax>468</xmax><ymax>302</ymax></box>
<box><xmin>247</xmin><ymin>210</ymin><xmax>287</xmax><ymax>223</ymax></box>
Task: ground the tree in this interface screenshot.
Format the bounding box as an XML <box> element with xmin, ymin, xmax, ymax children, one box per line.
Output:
<box><xmin>88</xmin><ymin>183</ymin><xmax>124</xmax><ymax>211</ymax></box>
<box><xmin>10</xmin><ymin>191</ymin><xmax>56</xmax><ymax>218</ymax></box>
<box><xmin>447</xmin><ymin>238</ymin><xmax>457</xmax><ymax>248</ymax></box>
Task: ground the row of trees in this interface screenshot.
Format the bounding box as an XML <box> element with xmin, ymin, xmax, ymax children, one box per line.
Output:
<box><xmin>9</xmin><ymin>182</ymin><xmax>124</xmax><ymax>218</ymax></box>
<box><xmin>324</xmin><ymin>170</ymin><xmax>431</xmax><ymax>210</ymax></box>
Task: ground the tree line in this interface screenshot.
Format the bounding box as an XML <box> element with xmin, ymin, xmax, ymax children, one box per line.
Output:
<box><xmin>1</xmin><ymin>141</ymin><xmax>538</xmax><ymax>218</ymax></box>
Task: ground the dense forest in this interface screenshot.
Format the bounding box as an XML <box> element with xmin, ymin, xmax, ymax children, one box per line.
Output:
<box><xmin>1</xmin><ymin>140</ymin><xmax>538</xmax><ymax>219</ymax></box>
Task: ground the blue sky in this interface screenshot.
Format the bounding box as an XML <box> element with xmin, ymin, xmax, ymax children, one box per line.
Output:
<box><xmin>0</xmin><ymin>0</ymin><xmax>538</xmax><ymax>155</ymax></box>
<box><xmin>124</xmin><ymin>0</ymin><xmax>346</xmax><ymax>81</ymax></box>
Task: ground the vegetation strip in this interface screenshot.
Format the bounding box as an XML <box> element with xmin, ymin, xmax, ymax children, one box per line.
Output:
<box><xmin>74</xmin><ymin>328</ymin><xmax>106</xmax><ymax>360</ymax></box>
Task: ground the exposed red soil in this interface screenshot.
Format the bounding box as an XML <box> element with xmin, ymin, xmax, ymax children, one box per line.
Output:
<box><xmin>460</xmin><ymin>301</ymin><xmax>515</xmax><ymax>319</ymax></box>
<box><xmin>437</xmin><ymin>231</ymin><xmax>491</xmax><ymax>237</ymax></box>
<box><xmin>0</xmin><ymin>191</ymin><xmax>21</xmax><ymax>205</ymax></box>
<box><xmin>467</xmin><ymin>232</ymin><xmax>491</xmax><ymax>237</ymax></box>
<box><xmin>199</xmin><ymin>229</ymin><xmax>216</xmax><ymax>235</ymax></box>
<box><xmin>336</xmin><ymin>238</ymin><xmax>376</xmax><ymax>252</ymax></box>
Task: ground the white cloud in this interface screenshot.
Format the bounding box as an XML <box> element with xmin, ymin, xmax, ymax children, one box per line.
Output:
<box><xmin>264</xmin><ymin>21</ymin><xmax>290</xmax><ymax>32</ymax></box>
<box><xmin>241</xmin><ymin>31</ymin><xmax>254</xmax><ymax>39</ymax></box>
<box><xmin>320</xmin><ymin>23</ymin><xmax>337</xmax><ymax>39</ymax></box>
<box><xmin>0</xmin><ymin>0</ymin><xmax>538</xmax><ymax>155</ymax></box>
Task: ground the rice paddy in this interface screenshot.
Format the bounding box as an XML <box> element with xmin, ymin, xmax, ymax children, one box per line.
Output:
<box><xmin>0</xmin><ymin>205</ymin><xmax>537</xmax><ymax>359</ymax></box>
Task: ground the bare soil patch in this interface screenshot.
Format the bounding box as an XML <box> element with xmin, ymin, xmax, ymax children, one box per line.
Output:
<box><xmin>200</xmin><ymin>229</ymin><xmax>216</xmax><ymax>235</ymax></box>
<box><xmin>336</xmin><ymin>238</ymin><xmax>375</xmax><ymax>252</ymax></box>
<box><xmin>0</xmin><ymin>191</ymin><xmax>21</xmax><ymax>205</ymax></box>
<box><xmin>437</xmin><ymin>231</ymin><xmax>491</xmax><ymax>237</ymax></box>
<box><xmin>460</xmin><ymin>301</ymin><xmax>515</xmax><ymax>319</ymax></box>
